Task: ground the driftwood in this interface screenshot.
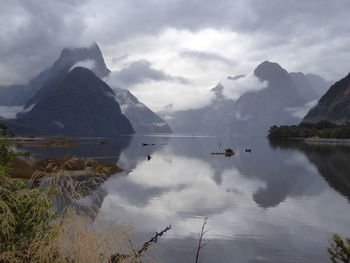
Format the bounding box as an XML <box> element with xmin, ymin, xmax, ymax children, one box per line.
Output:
<box><xmin>109</xmin><ymin>225</ymin><xmax>172</xmax><ymax>263</ymax></box>
<box><xmin>211</xmin><ymin>148</ymin><xmax>235</xmax><ymax>157</ymax></box>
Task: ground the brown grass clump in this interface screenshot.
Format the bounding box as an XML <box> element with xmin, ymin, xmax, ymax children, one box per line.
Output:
<box><xmin>28</xmin><ymin>209</ymin><xmax>133</xmax><ymax>263</ymax></box>
<box><xmin>89</xmin><ymin>161</ymin><xmax>123</xmax><ymax>176</ymax></box>
<box><xmin>8</xmin><ymin>155</ymin><xmax>123</xmax><ymax>180</ymax></box>
<box><xmin>8</xmin><ymin>158</ymin><xmax>37</xmax><ymax>179</ymax></box>
<box><xmin>1</xmin><ymin>139</ymin><xmax>169</xmax><ymax>263</ymax></box>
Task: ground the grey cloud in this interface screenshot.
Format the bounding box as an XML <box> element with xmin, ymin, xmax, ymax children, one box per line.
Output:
<box><xmin>180</xmin><ymin>50</ymin><xmax>237</xmax><ymax>66</ymax></box>
<box><xmin>108</xmin><ymin>60</ymin><xmax>190</xmax><ymax>87</ymax></box>
<box><xmin>1</xmin><ymin>0</ymin><xmax>350</xmax><ymax>85</ymax></box>
<box><xmin>0</xmin><ymin>0</ymin><xmax>89</xmax><ymax>85</ymax></box>
<box><xmin>111</xmin><ymin>54</ymin><xmax>129</xmax><ymax>65</ymax></box>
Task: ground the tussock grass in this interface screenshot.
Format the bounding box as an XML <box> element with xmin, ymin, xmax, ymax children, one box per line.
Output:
<box><xmin>1</xmin><ymin>138</ymin><xmax>166</xmax><ymax>263</ymax></box>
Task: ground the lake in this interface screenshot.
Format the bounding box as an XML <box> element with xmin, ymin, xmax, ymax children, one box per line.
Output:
<box><xmin>18</xmin><ymin>134</ymin><xmax>350</xmax><ymax>263</ymax></box>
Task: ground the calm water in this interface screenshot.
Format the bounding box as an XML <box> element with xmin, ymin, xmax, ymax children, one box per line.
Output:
<box><xmin>20</xmin><ymin>135</ymin><xmax>350</xmax><ymax>263</ymax></box>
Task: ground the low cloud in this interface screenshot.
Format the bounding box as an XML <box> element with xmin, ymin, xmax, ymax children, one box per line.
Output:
<box><xmin>70</xmin><ymin>59</ymin><xmax>96</xmax><ymax>72</ymax></box>
<box><xmin>105</xmin><ymin>59</ymin><xmax>190</xmax><ymax>88</ymax></box>
<box><xmin>180</xmin><ymin>50</ymin><xmax>237</xmax><ymax>66</ymax></box>
<box><xmin>221</xmin><ymin>73</ymin><xmax>268</xmax><ymax>101</ymax></box>
<box><xmin>285</xmin><ymin>100</ymin><xmax>318</xmax><ymax>119</ymax></box>
<box><xmin>124</xmin><ymin>79</ymin><xmax>214</xmax><ymax>112</ymax></box>
<box><xmin>0</xmin><ymin>106</ymin><xmax>23</xmax><ymax>119</ymax></box>
<box><xmin>111</xmin><ymin>54</ymin><xmax>129</xmax><ymax>65</ymax></box>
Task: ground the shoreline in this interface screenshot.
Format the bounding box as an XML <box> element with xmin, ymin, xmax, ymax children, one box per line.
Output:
<box><xmin>304</xmin><ymin>138</ymin><xmax>350</xmax><ymax>144</ymax></box>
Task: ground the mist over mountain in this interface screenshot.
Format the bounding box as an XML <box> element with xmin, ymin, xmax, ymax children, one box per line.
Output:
<box><xmin>303</xmin><ymin>73</ymin><xmax>350</xmax><ymax>124</ymax></box>
<box><xmin>10</xmin><ymin>67</ymin><xmax>134</xmax><ymax>136</ymax></box>
<box><xmin>161</xmin><ymin>61</ymin><xmax>331</xmax><ymax>135</ymax></box>
<box><xmin>0</xmin><ymin>43</ymin><xmax>170</xmax><ymax>134</ymax></box>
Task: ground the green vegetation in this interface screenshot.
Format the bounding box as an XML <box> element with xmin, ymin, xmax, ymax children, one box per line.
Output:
<box><xmin>0</xmin><ymin>128</ymin><xmax>165</xmax><ymax>263</ymax></box>
<box><xmin>328</xmin><ymin>234</ymin><xmax>350</xmax><ymax>263</ymax></box>
<box><xmin>0</xmin><ymin>137</ymin><xmax>55</xmax><ymax>262</ymax></box>
<box><xmin>268</xmin><ymin>120</ymin><xmax>350</xmax><ymax>139</ymax></box>
<box><xmin>0</xmin><ymin>122</ymin><xmax>14</xmax><ymax>137</ymax></box>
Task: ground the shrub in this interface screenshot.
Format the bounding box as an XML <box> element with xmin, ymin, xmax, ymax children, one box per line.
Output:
<box><xmin>328</xmin><ymin>234</ymin><xmax>350</xmax><ymax>263</ymax></box>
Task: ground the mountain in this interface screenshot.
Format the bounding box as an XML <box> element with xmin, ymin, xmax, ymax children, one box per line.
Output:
<box><xmin>230</xmin><ymin>61</ymin><xmax>306</xmax><ymax>134</ymax></box>
<box><xmin>162</xmin><ymin>61</ymin><xmax>330</xmax><ymax>135</ymax></box>
<box><xmin>289</xmin><ymin>72</ymin><xmax>319</xmax><ymax>102</ymax></box>
<box><xmin>23</xmin><ymin>43</ymin><xmax>110</xmax><ymax>109</ymax></box>
<box><xmin>160</xmin><ymin>82</ymin><xmax>237</xmax><ymax>134</ymax></box>
<box><xmin>114</xmin><ymin>88</ymin><xmax>171</xmax><ymax>133</ymax></box>
<box><xmin>289</xmin><ymin>72</ymin><xmax>333</xmax><ymax>102</ymax></box>
<box><xmin>11</xmin><ymin>67</ymin><xmax>134</xmax><ymax>136</ymax></box>
<box><xmin>303</xmin><ymin>73</ymin><xmax>350</xmax><ymax>124</ymax></box>
<box><xmin>0</xmin><ymin>43</ymin><xmax>110</xmax><ymax>107</ymax></box>
<box><xmin>305</xmin><ymin>73</ymin><xmax>334</xmax><ymax>97</ymax></box>
<box><xmin>0</xmin><ymin>43</ymin><xmax>170</xmax><ymax>134</ymax></box>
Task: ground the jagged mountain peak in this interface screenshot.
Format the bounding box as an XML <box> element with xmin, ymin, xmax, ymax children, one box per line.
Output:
<box><xmin>55</xmin><ymin>42</ymin><xmax>110</xmax><ymax>78</ymax></box>
<box><xmin>254</xmin><ymin>61</ymin><xmax>288</xmax><ymax>80</ymax></box>
<box><xmin>24</xmin><ymin>42</ymin><xmax>110</xmax><ymax>108</ymax></box>
<box><xmin>211</xmin><ymin>82</ymin><xmax>224</xmax><ymax>92</ymax></box>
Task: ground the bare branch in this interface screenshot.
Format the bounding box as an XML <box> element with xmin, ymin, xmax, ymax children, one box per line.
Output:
<box><xmin>195</xmin><ymin>217</ymin><xmax>208</xmax><ymax>263</ymax></box>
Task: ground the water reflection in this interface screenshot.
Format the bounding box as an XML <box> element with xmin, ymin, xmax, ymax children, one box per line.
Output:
<box><xmin>21</xmin><ymin>135</ymin><xmax>350</xmax><ymax>262</ymax></box>
<box><xmin>270</xmin><ymin>139</ymin><xmax>350</xmax><ymax>202</ymax></box>
<box><xmin>96</xmin><ymin>136</ymin><xmax>350</xmax><ymax>263</ymax></box>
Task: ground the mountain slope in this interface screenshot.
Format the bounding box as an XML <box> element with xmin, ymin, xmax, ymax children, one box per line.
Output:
<box><xmin>13</xmin><ymin>67</ymin><xmax>134</xmax><ymax>136</ymax></box>
<box><xmin>114</xmin><ymin>88</ymin><xmax>171</xmax><ymax>133</ymax></box>
<box><xmin>303</xmin><ymin>73</ymin><xmax>350</xmax><ymax>124</ymax></box>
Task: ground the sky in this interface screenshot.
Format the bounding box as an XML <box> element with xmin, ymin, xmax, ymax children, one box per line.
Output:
<box><xmin>1</xmin><ymin>0</ymin><xmax>350</xmax><ymax>112</ymax></box>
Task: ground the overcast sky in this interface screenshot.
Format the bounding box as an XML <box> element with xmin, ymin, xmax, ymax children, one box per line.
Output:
<box><xmin>1</xmin><ymin>0</ymin><xmax>350</xmax><ymax>111</ymax></box>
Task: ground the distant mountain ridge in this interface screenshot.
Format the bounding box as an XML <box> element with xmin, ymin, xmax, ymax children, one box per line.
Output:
<box><xmin>161</xmin><ymin>61</ymin><xmax>332</xmax><ymax>135</ymax></box>
<box><xmin>114</xmin><ymin>88</ymin><xmax>171</xmax><ymax>133</ymax></box>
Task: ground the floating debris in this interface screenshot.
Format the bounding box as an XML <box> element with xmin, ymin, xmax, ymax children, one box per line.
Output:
<box><xmin>211</xmin><ymin>148</ymin><xmax>235</xmax><ymax>157</ymax></box>
<box><xmin>142</xmin><ymin>143</ymin><xmax>156</xmax><ymax>146</ymax></box>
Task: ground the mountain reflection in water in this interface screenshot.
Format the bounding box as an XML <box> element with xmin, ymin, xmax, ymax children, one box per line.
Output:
<box><xmin>23</xmin><ymin>135</ymin><xmax>350</xmax><ymax>263</ymax></box>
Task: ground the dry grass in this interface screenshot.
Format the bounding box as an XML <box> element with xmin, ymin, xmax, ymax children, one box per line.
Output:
<box><xmin>29</xmin><ymin>209</ymin><xmax>133</xmax><ymax>263</ymax></box>
<box><xmin>8</xmin><ymin>155</ymin><xmax>123</xmax><ymax>180</ymax></box>
<box><xmin>0</xmin><ymin>207</ymin><xmax>135</xmax><ymax>263</ymax></box>
<box><xmin>1</xmin><ymin>140</ymin><xmax>168</xmax><ymax>263</ymax></box>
